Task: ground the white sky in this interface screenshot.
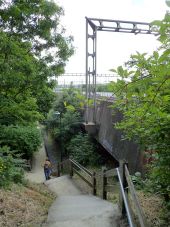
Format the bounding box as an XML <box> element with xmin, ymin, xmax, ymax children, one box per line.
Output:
<box><xmin>56</xmin><ymin>0</ymin><xmax>168</xmax><ymax>74</ymax></box>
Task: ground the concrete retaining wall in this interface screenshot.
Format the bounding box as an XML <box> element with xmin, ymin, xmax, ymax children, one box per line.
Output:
<box><xmin>85</xmin><ymin>100</ymin><xmax>143</xmax><ymax>173</ymax></box>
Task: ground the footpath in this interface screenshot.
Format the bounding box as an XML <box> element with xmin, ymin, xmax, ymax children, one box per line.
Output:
<box><xmin>25</xmin><ymin>144</ymin><xmax>120</xmax><ymax>227</ymax></box>
<box><xmin>44</xmin><ymin>175</ymin><xmax>120</xmax><ymax>227</ymax></box>
<box><xmin>25</xmin><ymin>144</ymin><xmax>46</xmax><ymax>183</ymax></box>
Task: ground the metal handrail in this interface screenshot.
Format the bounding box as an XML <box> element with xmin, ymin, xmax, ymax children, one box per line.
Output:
<box><xmin>116</xmin><ymin>167</ymin><xmax>134</xmax><ymax>227</ymax></box>
<box><xmin>58</xmin><ymin>159</ymin><xmax>146</xmax><ymax>227</ymax></box>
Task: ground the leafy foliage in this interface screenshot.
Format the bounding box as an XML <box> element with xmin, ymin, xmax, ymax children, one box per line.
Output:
<box><xmin>0</xmin><ymin>146</ymin><xmax>24</xmax><ymax>188</ymax></box>
<box><xmin>0</xmin><ymin>0</ymin><xmax>74</xmax><ymax>123</ymax></box>
<box><xmin>0</xmin><ymin>125</ymin><xmax>42</xmax><ymax>159</ymax></box>
<box><xmin>109</xmin><ymin>12</ymin><xmax>170</xmax><ymax>201</ymax></box>
<box><xmin>46</xmin><ymin>87</ymin><xmax>85</xmax><ymax>136</ymax></box>
<box><xmin>0</xmin><ymin>0</ymin><xmax>74</xmax><ymax>187</ymax></box>
<box><xmin>131</xmin><ymin>172</ymin><xmax>145</xmax><ymax>190</ymax></box>
<box><xmin>46</xmin><ymin>87</ymin><xmax>99</xmax><ymax>164</ymax></box>
<box><xmin>53</xmin><ymin>86</ymin><xmax>85</xmax><ymax>115</ymax></box>
<box><xmin>67</xmin><ymin>133</ymin><xmax>100</xmax><ymax>166</ymax></box>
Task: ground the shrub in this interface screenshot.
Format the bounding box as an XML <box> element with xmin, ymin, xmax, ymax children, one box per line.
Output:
<box><xmin>0</xmin><ymin>125</ymin><xmax>42</xmax><ymax>159</ymax></box>
<box><xmin>131</xmin><ymin>172</ymin><xmax>145</xmax><ymax>190</ymax></box>
<box><xmin>67</xmin><ymin>133</ymin><xmax>100</xmax><ymax>166</ymax></box>
<box><xmin>0</xmin><ymin>146</ymin><xmax>24</xmax><ymax>188</ymax></box>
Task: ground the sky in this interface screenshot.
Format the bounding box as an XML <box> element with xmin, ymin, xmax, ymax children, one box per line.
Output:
<box><xmin>55</xmin><ymin>0</ymin><xmax>168</xmax><ymax>75</ymax></box>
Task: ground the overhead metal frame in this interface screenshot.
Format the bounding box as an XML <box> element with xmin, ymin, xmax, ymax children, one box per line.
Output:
<box><xmin>85</xmin><ymin>17</ymin><xmax>158</xmax><ymax>123</ymax></box>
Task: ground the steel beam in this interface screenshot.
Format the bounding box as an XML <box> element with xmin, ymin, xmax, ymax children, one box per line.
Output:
<box><xmin>85</xmin><ymin>17</ymin><xmax>159</xmax><ymax>123</ymax></box>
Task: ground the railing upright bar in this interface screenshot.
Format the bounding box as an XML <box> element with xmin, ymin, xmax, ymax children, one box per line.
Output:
<box><xmin>70</xmin><ymin>160</ymin><xmax>73</xmax><ymax>177</ymax></box>
<box><xmin>102</xmin><ymin>169</ymin><xmax>107</xmax><ymax>200</ymax></box>
<box><xmin>92</xmin><ymin>172</ymin><xmax>97</xmax><ymax>195</ymax></box>
<box><xmin>116</xmin><ymin>168</ymin><xmax>134</xmax><ymax>227</ymax></box>
<box><xmin>57</xmin><ymin>163</ymin><xmax>60</xmax><ymax>177</ymax></box>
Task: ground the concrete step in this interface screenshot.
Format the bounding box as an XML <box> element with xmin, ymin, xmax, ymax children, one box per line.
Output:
<box><xmin>44</xmin><ymin>175</ymin><xmax>120</xmax><ymax>227</ymax></box>
<box><xmin>44</xmin><ymin>195</ymin><xmax>120</xmax><ymax>227</ymax></box>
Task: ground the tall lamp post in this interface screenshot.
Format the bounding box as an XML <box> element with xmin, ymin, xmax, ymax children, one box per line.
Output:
<box><xmin>54</xmin><ymin>111</ymin><xmax>63</xmax><ymax>162</ymax></box>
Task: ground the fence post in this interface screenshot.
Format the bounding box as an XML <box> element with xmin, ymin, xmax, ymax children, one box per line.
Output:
<box><xmin>92</xmin><ymin>172</ymin><xmax>96</xmax><ymax>195</ymax></box>
<box><xmin>119</xmin><ymin>160</ymin><xmax>128</xmax><ymax>216</ymax></box>
<box><xmin>123</xmin><ymin>161</ymin><xmax>128</xmax><ymax>192</ymax></box>
<box><xmin>102</xmin><ymin>169</ymin><xmax>107</xmax><ymax>200</ymax></box>
<box><xmin>57</xmin><ymin>163</ymin><xmax>60</xmax><ymax>177</ymax></box>
<box><xmin>70</xmin><ymin>160</ymin><xmax>73</xmax><ymax>178</ymax></box>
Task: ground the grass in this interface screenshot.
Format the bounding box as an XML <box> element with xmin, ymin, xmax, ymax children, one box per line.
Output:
<box><xmin>136</xmin><ymin>191</ymin><xmax>164</xmax><ymax>227</ymax></box>
<box><xmin>0</xmin><ymin>182</ymin><xmax>55</xmax><ymax>227</ymax></box>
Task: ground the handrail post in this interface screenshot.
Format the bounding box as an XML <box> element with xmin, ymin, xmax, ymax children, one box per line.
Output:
<box><xmin>70</xmin><ymin>160</ymin><xmax>73</xmax><ymax>178</ymax></box>
<box><xmin>92</xmin><ymin>172</ymin><xmax>96</xmax><ymax>195</ymax></box>
<box><xmin>57</xmin><ymin>163</ymin><xmax>60</xmax><ymax>177</ymax></box>
<box><xmin>102</xmin><ymin>169</ymin><xmax>107</xmax><ymax>200</ymax></box>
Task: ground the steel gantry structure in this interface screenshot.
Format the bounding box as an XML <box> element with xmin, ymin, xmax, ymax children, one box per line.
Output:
<box><xmin>85</xmin><ymin>17</ymin><xmax>158</xmax><ymax>123</ymax></box>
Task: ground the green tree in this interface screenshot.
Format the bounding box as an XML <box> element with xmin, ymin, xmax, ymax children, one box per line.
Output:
<box><xmin>0</xmin><ymin>0</ymin><xmax>74</xmax><ymax>123</ymax></box>
<box><xmin>53</xmin><ymin>86</ymin><xmax>85</xmax><ymax>115</ymax></box>
<box><xmin>109</xmin><ymin>12</ymin><xmax>170</xmax><ymax>201</ymax></box>
<box><xmin>46</xmin><ymin>87</ymin><xmax>86</xmax><ymax>159</ymax></box>
<box><xmin>0</xmin><ymin>125</ymin><xmax>42</xmax><ymax>159</ymax></box>
<box><xmin>0</xmin><ymin>1</ymin><xmax>74</xmax><ymax>186</ymax></box>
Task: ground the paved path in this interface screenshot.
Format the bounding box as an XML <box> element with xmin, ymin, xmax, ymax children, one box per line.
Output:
<box><xmin>43</xmin><ymin>131</ymin><xmax>59</xmax><ymax>173</ymax></box>
<box><xmin>25</xmin><ymin>142</ymin><xmax>120</xmax><ymax>227</ymax></box>
<box><xmin>44</xmin><ymin>176</ymin><xmax>120</xmax><ymax>227</ymax></box>
<box><xmin>25</xmin><ymin>144</ymin><xmax>46</xmax><ymax>183</ymax></box>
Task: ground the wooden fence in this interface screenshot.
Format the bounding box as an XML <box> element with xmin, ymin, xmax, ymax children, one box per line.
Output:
<box><xmin>57</xmin><ymin>158</ymin><xmax>96</xmax><ymax>195</ymax></box>
<box><xmin>57</xmin><ymin>159</ymin><xmax>148</xmax><ymax>227</ymax></box>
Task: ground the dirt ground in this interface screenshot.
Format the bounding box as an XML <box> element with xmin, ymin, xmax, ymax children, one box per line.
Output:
<box><xmin>0</xmin><ymin>143</ymin><xmax>55</xmax><ymax>227</ymax></box>
<box><xmin>0</xmin><ymin>183</ymin><xmax>55</xmax><ymax>227</ymax></box>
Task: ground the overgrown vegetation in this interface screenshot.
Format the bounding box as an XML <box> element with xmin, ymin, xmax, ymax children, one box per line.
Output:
<box><xmin>0</xmin><ymin>1</ymin><xmax>73</xmax><ymax>187</ymax></box>
<box><xmin>0</xmin><ymin>146</ymin><xmax>24</xmax><ymax>188</ymax></box>
<box><xmin>67</xmin><ymin>133</ymin><xmax>100</xmax><ymax>166</ymax></box>
<box><xmin>46</xmin><ymin>87</ymin><xmax>101</xmax><ymax>166</ymax></box>
<box><xmin>109</xmin><ymin>9</ymin><xmax>170</xmax><ymax>224</ymax></box>
<box><xmin>0</xmin><ymin>126</ymin><xmax>41</xmax><ymax>159</ymax></box>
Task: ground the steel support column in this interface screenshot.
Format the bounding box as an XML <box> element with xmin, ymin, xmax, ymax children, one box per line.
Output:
<box><xmin>85</xmin><ymin>18</ymin><xmax>97</xmax><ymax>123</ymax></box>
<box><xmin>85</xmin><ymin>17</ymin><xmax>158</xmax><ymax>124</ymax></box>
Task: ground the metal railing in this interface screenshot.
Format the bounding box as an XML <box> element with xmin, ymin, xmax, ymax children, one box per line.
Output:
<box><xmin>56</xmin><ymin>159</ymin><xmax>148</xmax><ymax>227</ymax></box>
<box><xmin>102</xmin><ymin>161</ymin><xmax>148</xmax><ymax>227</ymax></box>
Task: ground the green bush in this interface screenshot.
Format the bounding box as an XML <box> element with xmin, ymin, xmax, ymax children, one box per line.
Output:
<box><xmin>0</xmin><ymin>125</ymin><xmax>42</xmax><ymax>159</ymax></box>
<box><xmin>67</xmin><ymin>133</ymin><xmax>100</xmax><ymax>166</ymax></box>
<box><xmin>131</xmin><ymin>172</ymin><xmax>145</xmax><ymax>190</ymax></box>
<box><xmin>0</xmin><ymin>146</ymin><xmax>24</xmax><ymax>188</ymax></box>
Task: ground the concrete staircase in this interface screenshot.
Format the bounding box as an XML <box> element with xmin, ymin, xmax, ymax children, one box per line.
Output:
<box><xmin>43</xmin><ymin>175</ymin><xmax>120</xmax><ymax>227</ymax></box>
